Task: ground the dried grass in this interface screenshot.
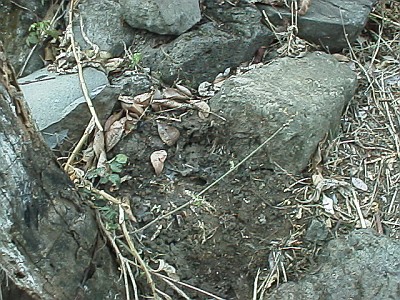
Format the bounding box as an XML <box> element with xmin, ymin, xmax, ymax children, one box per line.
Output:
<box><xmin>255</xmin><ymin>1</ymin><xmax>400</xmax><ymax>298</ymax></box>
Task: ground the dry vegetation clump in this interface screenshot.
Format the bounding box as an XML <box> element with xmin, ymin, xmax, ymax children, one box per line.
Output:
<box><xmin>253</xmin><ymin>1</ymin><xmax>400</xmax><ymax>297</ymax></box>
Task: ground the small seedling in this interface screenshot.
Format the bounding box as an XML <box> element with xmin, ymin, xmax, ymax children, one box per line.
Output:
<box><xmin>26</xmin><ymin>20</ymin><xmax>58</xmax><ymax>46</ymax></box>
<box><xmin>86</xmin><ymin>153</ymin><xmax>129</xmax><ymax>188</ymax></box>
<box><xmin>129</xmin><ymin>52</ymin><xmax>143</xmax><ymax>68</ymax></box>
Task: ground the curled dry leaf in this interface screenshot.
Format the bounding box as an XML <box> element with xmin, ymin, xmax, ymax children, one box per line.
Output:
<box><xmin>104</xmin><ymin>110</ymin><xmax>124</xmax><ymax>131</ymax></box>
<box><xmin>150</xmin><ymin>150</ymin><xmax>168</xmax><ymax>176</ymax></box>
<box><xmin>134</xmin><ymin>91</ymin><xmax>153</xmax><ymax>106</ymax></box>
<box><xmin>298</xmin><ymin>0</ymin><xmax>312</xmax><ymax>15</ymax></box>
<box><xmin>105</xmin><ymin>117</ymin><xmax>126</xmax><ymax>152</ymax></box>
<box><xmin>192</xmin><ymin>100</ymin><xmax>210</xmax><ymax>118</ymax></box>
<box><xmin>121</xmin><ymin>101</ymin><xmax>144</xmax><ymax>115</ymax></box>
<box><xmin>175</xmin><ymin>83</ymin><xmax>193</xmax><ymax>97</ymax></box>
<box><xmin>157</xmin><ymin>123</ymin><xmax>180</xmax><ymax>146</ymax></box>
<box><xmin>93</xmin><ymin>130</ymin><xmax>107</xmax><ymax>168</ymax></box>
<box><xmin>163</xmin><ymin>87</ymin><xmax>190</xmax><ymax>101</ymax></box>
<box><xmin>332</xmin><ymin>53</ymin><xmax>350</xmax><ymax>62</ymax></box>
<box><xmin>152</xmin><ymin>99</ymin><xmax>184</xmax><ymax>111</ymax></box>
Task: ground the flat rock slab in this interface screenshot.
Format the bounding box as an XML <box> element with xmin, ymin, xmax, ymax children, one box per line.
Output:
<box><xmin>121</xmin><ymin>0</ymin><xmax>201</xmax><ymax>35</ymax></box>
<box><xmin>258</xmin><ymin>0</ymin><xmax>377</xmax><ymax>52</ymax></box>
<box><xmin>19</xmin><ymin>67</ymin><xmax>110</xmax><ymax>148</ymax></box>
<box><xmin>267</xmin><ymin>230</ymin><xmax>400</xmax><ymax>300</ymax></box>
<box><xmin>210</xmin><ymin>52</ymin><xmax>357</xmax><ymax>173</ymax></box>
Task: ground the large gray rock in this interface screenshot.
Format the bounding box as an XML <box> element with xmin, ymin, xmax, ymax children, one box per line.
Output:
<box><xmin>121</xmin><ymin>0</ymin><xmax>201</xmax><ymax>35</ymax></box>
<box><xmin>19</xmin><ymin>67</ymin><xmax>112</xmax><ymax>149</ymax></box>
<box><xmin>139</xmin><ymin>3</ymin><xmax>274</xmax><ymax>87</ymax></box>
<box><xmin>258</xmin><ymin>0</ymin><xmax>377</xmax><ymax>52</ymax></box>
<box><xmin>72</xmin><ymin>0</ymin><xmax>135</xmax><ymax>56</ymax></box>
<box><xmin>266</xmin><ymin>230</ymin><xmax>400</xmax><ymax>300</ymax></box>
<box><xmin>210</xmin><ymin>52</ymin><xmax>357</xmax><ymax>173</ymax></box>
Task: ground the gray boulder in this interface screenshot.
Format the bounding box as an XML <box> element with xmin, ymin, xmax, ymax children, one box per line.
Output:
<box><xmin>72</xmin><ymin>0</ymin><xmax>135</xmax><ymax>56</ymax></box>
<box><xmin>210</xmin><ymin>52</ymin><xmax>357</xmax><ymax>173</ymax></box>
<box><xmin>19</xmin><ymin>67</ymin><xmax>112</xmax><ymax>149</ymax></box>
<box><xmin>139</xmin><ymin>3</ymin><xmax>274</xmax><ymax>87</ymax></box>
<box><xmin>258</xmin><ymin>0</ymin><xmax>377</xmax><ymax>52</ymax></box>
<box><xmin>266</xmin><ymin>230</ymin><xmax>400</xmax><ymax>300</ymax></box>
<box><xmin>121</xmin><ymin>0</ymin><xmax>201</xmax><ymax>35</ymax></box>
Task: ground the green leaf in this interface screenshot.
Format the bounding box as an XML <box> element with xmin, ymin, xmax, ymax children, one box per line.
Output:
<box><xmin>26</xmin><ymin>33</ymin><xmax>39</xmax><ymax>46</ymax></box>
<box><xmin>115</xmin><ymin>153</ymin><xmax>128</xmax><ymax>164</ymax></box>
<box><xmin>109</xmin><ymin>161</ymin><xmax>123</xmax><ymax>173</ymax></box>
<box><xmin>108</xmin><ymin>174</ymin><xmax>121</xmax><ymax>186</ymax></box>
<box><xmin>99</xmin><ymin>176</ymin><xmax>109</xmax><ymax>184</ymax></box>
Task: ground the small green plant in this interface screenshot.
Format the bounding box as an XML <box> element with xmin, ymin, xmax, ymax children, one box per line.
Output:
<box><xmin>98</xmin><ymin>205</ymin><xmax>119</xmax><ymax>230</ymax></box>
<box><xmin>129</xmin><ymin>52</ymin><xmax>143</xmax><ymax>68</ymax></box>
<box><xmin>87</xmin><ymin>154</ymin><xmax>129</xmax><ymax>188</ymax></box>
<box><xmin>26</xmin><ymin>20</ymin><xmax>58</xmax><ymax>46</ymax></box>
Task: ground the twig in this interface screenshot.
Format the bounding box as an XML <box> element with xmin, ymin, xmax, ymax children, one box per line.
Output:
<box><xmin>67</xmin><ymin>0</ymin><xmax>103</xmax><ymax>131</ymax></box>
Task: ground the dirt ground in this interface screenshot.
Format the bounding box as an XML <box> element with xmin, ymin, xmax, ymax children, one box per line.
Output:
<box><xmin>103</xmin><ymin>112</ymin><xmax>338</xmax><ymax>299</ymax></box>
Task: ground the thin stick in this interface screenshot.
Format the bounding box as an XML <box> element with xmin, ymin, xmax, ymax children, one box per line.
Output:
<box><xmin>352</xmin><ymin>190</ymin><xmax>367</xmax><ymax>228</ymax></box>
<box><xmin>67</xmin><ymin>0</ymin><xmax>103</xmax><ymax>131</ymax></box>
<box><xmin>121</xmin><ymin>219</ymin><xmax>157</xmax><ymax>297</ymax></box>
<box><xmin>64</xmin><ymin>117</ymin><xmax>95</xmax><ymax>171</ymax></box>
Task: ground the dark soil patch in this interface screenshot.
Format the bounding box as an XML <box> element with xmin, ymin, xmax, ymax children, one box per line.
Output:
<box><xmin>110</xmin><ymin>112</ymin><xmax>313</xmax><ymax>299</ymax></box>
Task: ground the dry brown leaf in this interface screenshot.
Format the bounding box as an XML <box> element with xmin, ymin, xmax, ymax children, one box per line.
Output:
<box><xmin>332</xmin><ymin>53</ymin><xmax>350</xmax><ymax>62</ymax></box>
<box><xmin>157</xmin><ymin>123</ymin><xmax>180</xmax><ymax>146</ymax></box>
<box><xmin>150</xmin><ymin>150</ymin><xmax>167</xmax><ymax>176</ymax></box>
<box><xmin>152</xmin><ymin>99</ymin><xmax>184</xmax><ymax>111</ymax></box>
<box><xmin>121</xmin><ymin>101</ymin><xmax>144</xmax><ymax>115</ymax></box>
<box><xmin>175</xmin><ymin>83</ymin><xmax>193</xmax><ymax>97</ymax></box>
<box><xmin>163</xmin><ymin>87</ymin><xmax>190</xmax><ymax>101</ymax></box>
<box><xmin>133</xmin><ymin>91</ymin><xmax>153</xmax><ymax>106</ymax></box>
<box><xmin>105</xmin><ymin>117</ymin><xmax>126</xmax><ymax>152</ymax></box>
<box><xmin>192</xmin><ymin>100</ymin><xmax>211</xmax><ymax>118</ymax></box>
<box><xmin>104</xmin><ymin>110</ymin><xmax>124</xmax><ymax>131</ymax></box>
<box><xmin>93</xmin><ymin>130</ymin><xmax>107</xmax><ymax>168</ymax></box>
<box><xmin>298</xmin><ymin>0</ymin><xmax>312</xmax><ymax>15</ymax></box>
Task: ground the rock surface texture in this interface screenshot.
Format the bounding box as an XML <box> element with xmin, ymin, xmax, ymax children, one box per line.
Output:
<box><xmin>258</xmin><ymin>0</ymin><xmax>377</xmax><ymax>52</ymax></box>
<box><xmin>72</xmin><ymin>0</ymin><xmax>135</xmax><ymax>55</ymax></box>
<box><xmin>210</xmin><ymin>52</ymin><xmax>357</xmax><ymax>173</ymax></box>
<box><xmin>139</xmin><ymin>2</ymin><xmax>274</xmax><ymax>87</ymax></box>
<box><xmin>266</xmin><ymin>230</ymin><xmax>400</xmax><ymax>300</ymax></box>
<box><xmin>19</xmin><ymin>67</ymin><xmax>111</xmax><ymax>148</ymax></box>
<box><xmin>121</xmin><ymin>0</ymin><xmax>201</xmax><ymax>35</ymax></box>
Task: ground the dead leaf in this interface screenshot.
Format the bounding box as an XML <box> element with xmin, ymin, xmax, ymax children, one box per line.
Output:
<box><xmin>175</xmin><ymin>83</ymin><xmax>193</xmax><ymax>97</ymax></box>
<box><xmin>253</xmin><ymin>46</ymin><xmax>267</xmax><ymax>64</ymax></box>
<box><xmin>192</xmin><ymin>100</ymin><xmax>210</xmax><ymax>118</ymax></box>
<box><xmin>93</xmin><ymin>130</ymin><xmax>107</xmax><ymax>168</ymax></box>
<box><xmin>321</xmin><ymin>193</ymin><xmax>335</xmax><ymax>214</ymax></box>
<box><xmin>105</xmin><ymin>117</ymin><xmax>126</xmax><ymax>151</ymax></box>
<box><xmin>150</xmin><ymin>150</ymin><xmax>167</xmax><ymax>176</ymax></box>
<box><xmin>163</xmin><ymin>87</ymin><xmax>190</xmax><ymax>101</ymax></box>
<box><xmin>133</xmin><ymin>91</ymin><xmax>153</xmax><ymax>106</ymax></box>
<box><xmin>298</xmin><ymin>0</ymin><xmax>312</xmax><ymax>15</ymax></box>
<box><xmin>152</xmin><ymin>99</ymin><xmax>184</xmax><ymax>111</ymax></box>
<box><xmin>351</xmin><ymin>177</ymin><xmax>368</xmax><ymax>191</ymax></box>
<box><xmin>157</xmin><ymin>123</ymin><xmax>180</xmax><ymax>146</ymax></box>
<box><xmin>332</xmin><ymin>53</ymin><xmax>350</xmax><ymax>62</ymax></box>
<box><xmin>121</xmin><ymin>101</ymin><xmax>144</xmax><ymax>115</ymax></box>
<box><xmin>104</xmin><ymin>110</ymin><xmax>124</xmax><ymax>131</ymax></box>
